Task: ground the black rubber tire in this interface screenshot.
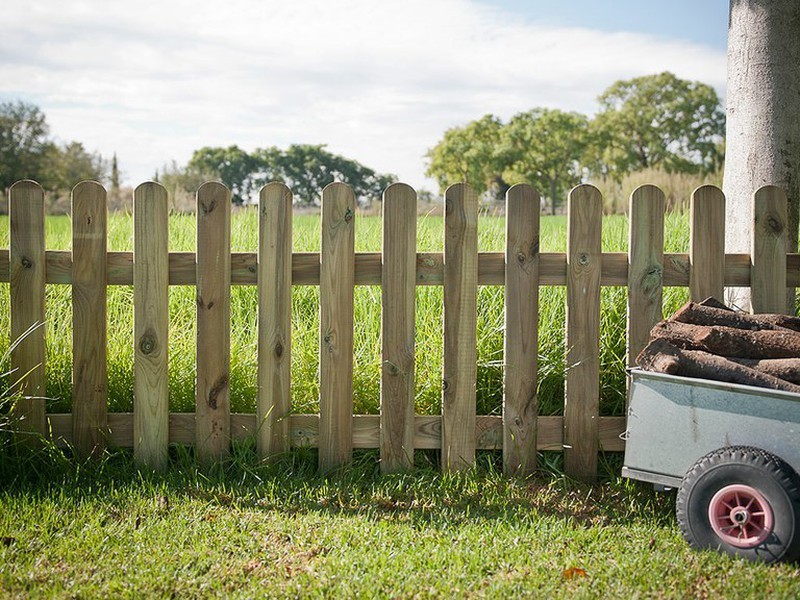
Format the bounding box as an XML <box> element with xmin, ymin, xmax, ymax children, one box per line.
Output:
<box><xmin>676</xmin><ymin>446</ymin><xmax>800</xmax><ymax>563</ymax></box>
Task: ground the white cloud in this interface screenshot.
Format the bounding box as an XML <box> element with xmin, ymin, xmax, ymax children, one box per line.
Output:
<box><xmin>0</xmin><ymin>0</ymin><xmax>726</xmax><ymax>192</ymax></box>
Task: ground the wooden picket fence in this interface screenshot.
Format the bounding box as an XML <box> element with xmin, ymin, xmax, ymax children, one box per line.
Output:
<box><xmin>1</xmin><ymin>179</ymin><xmax>795</xmax><ymax>478</ymax></box>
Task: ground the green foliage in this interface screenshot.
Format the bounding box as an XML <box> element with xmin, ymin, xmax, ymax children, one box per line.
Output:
<box><xmin>187</xmin><ymin>145</ymin><xmax>259</xmax><ymax>205</ymax></box>
<box><xmin>425</xmin><ymin>114</ymin><xmax>507</xmax><ymax>200</ymax></box>
<box><xmin>180</xmin><ymin>144</ymin><xmax>396</xmax><ymax>206</ymax></box>
<box><xmin>0</xmin><ymin>101</ymin><xmax>51</xmax><ymax>190</ymax></box>
<box><xmin>501</xmin><ymin>109</ymin><xmax>591</xmax><ymax>213</ymax></box>
<box><xmin>426</xmin><ymin>73</ymin><xmax>725</xmax><ymax>207</ymax></box>
<box><xmin>0</xmin><ymin>101</ymin><xmax>107</xmax><ymax>193</ymax></box>
<box><xmin>590</xmin><ymin>71</ymin><xmax>725</xmax><ymax>179</ymax></box>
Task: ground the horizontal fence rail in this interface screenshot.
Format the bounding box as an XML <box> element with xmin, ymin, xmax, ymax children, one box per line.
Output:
<box><xmin>2</xmin><ymin>179</ymin><xmax>796</xmax><ymax>478</ymax></box>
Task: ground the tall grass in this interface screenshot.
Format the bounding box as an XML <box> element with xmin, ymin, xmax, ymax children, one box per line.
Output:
<box><xmin>0</xmin><ymin>210</ymin><xmax>691</xmax><ymax>419</ymax></box>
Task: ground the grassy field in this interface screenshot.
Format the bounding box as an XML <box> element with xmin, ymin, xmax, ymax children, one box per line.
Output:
<box><xmin>0</xmin><ymin>210</ymin><xmax>691</xmax><ymax>418</ymax></box>
<box><xmin>2</xmin><ymin>449</ymin><xmax>800</xmax><ymax>598</ymax></box>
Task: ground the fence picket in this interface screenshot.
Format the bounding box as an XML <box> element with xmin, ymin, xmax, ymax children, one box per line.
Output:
<box><xmin>380</xmin><ymin>183</ymin><xmax>417</xmax><ymax>472</ymax></box>
<box><xmin>133</xmin><ymin>182</ymin><xmax>169</xmax><ymax>470</ymax></box>
<box><xmin>503</xmin><ymin>184</ymin><xmax>540</xmax><ymax>476</ymax></box>
<box><xmin>690</xmin><ymin>186</ymin><xmax>725</xmax><ymax>304</ymax></box>
<box><xmin>565</xmin><ymin>185</ymin><xmax>602</xmax><ymax>479</ymax></box>
<box><xmin>195</xmin><ymin>182</ymin><xmax>231</xmax><ymax>464</ymax></box>
<box><xmin>257</xmin><ymin>182</ymin><xmax>293</xmax><ymax>458</ymax></box>
<box><xmin>319</xmin><ymin>182</ymin><xmax>355</xmax><ymax>472</ymax></box>
<box><xmin>442</xmin><ymin>183</ymin><xmax>478</xmax><ymax>472</ymax></box>
<box><xmin>627</xmin><ymin>185</ymin><xmax>665</xmax><ymax>372</ymax></box>
<box><xmin>71</xmin><ymin>181</ymin><xmax>108</xmax><ymax>456</ymax></box>
<box><xmin>9</xmin><ymin>180</ymin><xmax>47</xmax><ymax>440</ymax></box>
<box><xmin>752</xmin><ymin>186</ymin><xmax>788</xmax><ymax>314</ymax></box>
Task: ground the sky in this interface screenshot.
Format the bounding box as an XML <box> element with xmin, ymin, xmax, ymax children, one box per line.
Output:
<box><xmin>1</xmin><ymin>0</ymin><xmax>729</xmax><ymax>195</ymax></box>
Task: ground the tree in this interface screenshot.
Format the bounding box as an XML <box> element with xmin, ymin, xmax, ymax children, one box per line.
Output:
<box><xmin>256</xmin><ymin>144</ymin><xmax>396</xmax><ymax>206</ymax></box>
<box><xmin>0</xmin><ymin>100</ymin><xmax>51</xmax><ymax>190</ymax></box>
<box><xmin>425</xmin><ymin>114</ymin><xmax>507</xmax><ymax>200</ymax></box>
<box><xmin>42</xmin><ymin>141</ymin><xmax>107</xmax><ymax>191</ymax></box>
<box><xmin>724</xmin><ymin>0</ymin><xmax>800</xmax><ymax>312</ymax></box>
<box><xmin>110</xmin><ymin>153</ymin><xmax>121</xmax><ymax>204</ymax></box>
<box><xmin>187</xmin><ymin>145</ymin><xmax>258</xmax><ymax>204</ymax></box>
<box><xmin>591</xmin><ymin>72</ymin><xmax>725</xmax><ymax>180</ymax></box>
<box><xmin>500</xmin><ymin>108</ymin><xmax>590</xmax><ymax>214</ymax></box>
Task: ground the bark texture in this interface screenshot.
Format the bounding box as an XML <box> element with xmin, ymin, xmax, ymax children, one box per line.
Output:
<box><xmin>723</xmin><ymin>0</ymin><xmax>800</xmax><ymax>311</ymax></box>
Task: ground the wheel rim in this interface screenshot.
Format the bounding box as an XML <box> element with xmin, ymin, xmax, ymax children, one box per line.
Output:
<box><xmin>708</xmin><ymin>484</ymin><xmax>774</xmax><ymax>548</ymax></box>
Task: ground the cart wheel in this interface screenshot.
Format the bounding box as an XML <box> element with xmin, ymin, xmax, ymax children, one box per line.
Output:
<box><xmin>676</xmin><ymin>446</ymin><xmax>800</xmax><ymax>563</ymax></box>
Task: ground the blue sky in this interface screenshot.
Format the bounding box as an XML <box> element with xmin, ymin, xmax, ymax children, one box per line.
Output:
<box><xmin>1</xmin><ymin>0</ymin><xmax>728</xmax><ymax>195</ymax></box>
<box><xmin>479</xmin><ymin>1</ymin><xmax>728</xmax><ymax>50</ymax></box>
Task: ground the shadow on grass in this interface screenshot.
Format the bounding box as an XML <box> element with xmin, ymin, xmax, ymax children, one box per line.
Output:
<box><xmin>0</xmin><ymin>437</ymin><xmax>677</xmax><ymax>533</ymax></box>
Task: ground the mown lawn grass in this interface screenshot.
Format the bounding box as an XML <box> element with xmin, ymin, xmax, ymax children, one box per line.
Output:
<box><xmin>0</xmin><ymin>210</ymin><xmax>691</xmax><ymax>419</ymax></box>
<box><xmin>1</xmin><ymin>447</ymin><xmax>799</xmax><ymax>598</ymax></box>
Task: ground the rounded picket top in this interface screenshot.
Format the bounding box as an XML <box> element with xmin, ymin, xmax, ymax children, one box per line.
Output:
<box><xmin>134</xmin><ymin>180</ymin><xmax>168</xmax><ymax>196</ymax></box>
<box><xmin>71</xmin><ymin>180</ymin><xmax>106</xmax><ymax>195</ymax></box>
<box><xmin>322</xmin><ymin>181</ymin><xmax>355</xmax><ymax>198</ymax></box>
<box><xmin>383</xmin><ymin>182</ymin><xmax>416</xmax><ymax>198</ymax></box>
<box><xmin>196</xmin><ymin>180</ymin><xmax>229</xmax><ymax>196</ymax></box>
<box><xmin>629</xmin><ymin>184</ymin><xmax>665</xmax><ymax>212</ymax></box>
<box><xmin>259</xmin><ymin>181</ymin><xmax>292</xmax><ymax>200</ymax></box>
<box><xmin>9</xmin><ymin>179</ymin><xmax>44</xmax><ymax>195</ymax></box>
<box><xmin>196</xmin><ymin>181</ymin><xmax>230</xmax><ymax>216</ymax></box>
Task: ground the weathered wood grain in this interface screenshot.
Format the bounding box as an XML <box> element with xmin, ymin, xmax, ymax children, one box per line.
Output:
<box><xmin>319</xmin><ymin>182</ymin><xmax>355</xmax><ymax>472</ymax></box>
<box><xmin>46</xmin><ymin>412</ymin><xmax>626</xmax><ymax>452</ymax></box>
<box><xmin>503</xmin><ymin>184</ymin><xmax>540</xmax><ymax>476</ymax></box>
<box><xmin>442</xmin><ymin>183</ymin><xmax>478</xmax><ymax>472</ymax></box>
<box><xmin>690</xmin><ymin>186</ymin><xmax>725</xmax><ymax>303</ymax></box>
<box><xmin>565</xmin><ymin>185</ymin><xmax>602</xmax><ymax>480</ymax></box>
<box><xmin>627</xmin><ymin>185</ymin><xmax>665</xmax><ymax>370</ymax></box>
<box><xmin>257</xmin><ymin>182</ymin><xmax>293</xmax><ymax>458</ymax></box>
<box><xmin>71</xmin><ymin>181</ymin><xmax>108</xmax><ymax>456</ymax></box>
<box><xmin>752</xmin><ymin>186</ymin><xmax>788</xmax><ymax>314</ymax></box>
<box><xmin>195</xmin><ymin>182</ymin><xmax>231</xmax><ymax>464</ymax></box>
<box><xmin>380</xmin><ymin>183</ymin><xmax>416</xmax><ymax>472</ymax></box>
<box><xmin>9</xmin><ymin>180</ymin><xmax>47</xmax><ymax>440</ymax></box>
<box><xmin>133</xmin><ymin>182</ymin><xmax>170</xmax><ymax>470</ymax></box>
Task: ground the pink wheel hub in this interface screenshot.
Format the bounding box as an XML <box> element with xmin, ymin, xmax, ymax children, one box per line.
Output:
<box><xmin>708</xmin><ymin>484</ymin><xmax>774</xmax><ymax>548</ymax></box>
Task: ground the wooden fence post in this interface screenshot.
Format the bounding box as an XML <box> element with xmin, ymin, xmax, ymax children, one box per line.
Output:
<box><xmin>627</xmin><ymin>185</ymin><xmax>665</xmax><ymax>373</ymax></box>
<box><xmin>380</xmin><ymin>183</ymin><xmax>417</xmax><ymax>473</ymax></box>
<box><xmin>752</xmin><ymin>185</ymin><xmax>788</xmax><ymax>314</ymax></box>
<box><xmin>9</xmin><ymin>180</ymin><xmax>47</xmax><ymax>440</ymax></box>
<box><xmin>503</xmin><ymin>184</ymin><xmax>539</xmax><ymax>476</ymax></box>
<box><xmin>442</xmin><ymin>183</ymin><xmax>478</xmax><ymax>472</ymax></box>
<box><xmin>319</xmin><ymin>182</ymin><xmax>355</xmax><ymax>472</ymax></box>
<box><xmin>195</xmin><ymin>182</ymin><xmax>231</xmax><ymax>464</ymax></box>
<box><xmin>257</xmin><ymin>182</ymin><xmax>293</xmax><ymax>459</ymax></box>
<box><xmin>690</xmin><ymin>186</ymin><xmax>725</xmax><ymax>304</ymax></box>
<box><xmin>72</xmin><ymin>181</ymin><xmax>108</xmax><ymax>456</ymax></box>
<box><xmin>565</xmin><ymin>184</ymin><xmax>602</xmax><ymax>480</ymax></box>
<box><xmin>134</xmin><ymin>182</ymin><xmax>169</xmax><ymax>470</ymax></box>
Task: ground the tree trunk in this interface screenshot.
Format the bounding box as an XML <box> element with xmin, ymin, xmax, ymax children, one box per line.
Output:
<box><xmin>723</xmin><ymin>0</ymin><xmax>800</xmax><ymax>312</ymax></box>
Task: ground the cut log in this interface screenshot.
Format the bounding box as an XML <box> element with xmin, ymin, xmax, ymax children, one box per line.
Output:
<box><xmin>636</xmin><ymin>338</ymin><xmax>800</xmax><ymax>394</ymax></box>
<box><xmin>671</xmin><ymin>301</ymin><xmax>788</xmax><ymax>331</ymax></box>
<box><xmin>650</xmin><ymin>321</ymin><xmax>800</xmax><ymax>359</ymax></box>
<box><xmin>698</xmin><ymin>296</ymin><xmax>733</xmax><ymax>311</ymax></box>
<box><xmin>728</xmin><ymin>357</ymin><xmax>800</xmax><ymax>385</ymax></box>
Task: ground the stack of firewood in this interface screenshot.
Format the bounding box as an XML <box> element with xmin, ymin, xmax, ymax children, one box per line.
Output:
<box><xmin>636</xmin><ymin>297</ymin><xmax>800</xmax><ymax>393</ymax></box>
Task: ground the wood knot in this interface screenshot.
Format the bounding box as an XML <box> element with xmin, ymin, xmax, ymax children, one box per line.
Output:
<box><xmin>274</xmin><ymin>340</ymin><xmax>284</xmax><ymax>358</ymax></box>
<box><xmin>139</xmin><ymin>330</ymin><xmax>157</xmax><ymax>355</ymax></box>
<box><xmin>21</xmin><ymin>257</ymin><xmax>33</xmax><ymax>269</ymax></box>
<box><xmin>207</xmin><ymin>374</ymin><xmax>229</xmax><ymax>410</ymax></box>
<box><xmin>201</xmin><ymin>198</ymin><xmax>218</xmax><ymax>215</ymax></box>
<box><xmin>516</xmin><ymin>252</ymin><xmax>526</xmax><ymax>264</ymax></box>
<box><xmin>766</xmin><ymin>216</ymin><xmax>783</xmax><ymax>234</ymax></box>
<box><xmin>441</xmin><ymin>380</ymin><xmax>449</xmax><ymax>392</ymax></box>
<box><xmin>344</xmin><ymin>207</ymin><xmax>354</xmax><ymax>224</ymax></box>
<box><xmin>578</xmin><ymin>253</ymin><xmax>589</xmax><ymax>266</ymax></box>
